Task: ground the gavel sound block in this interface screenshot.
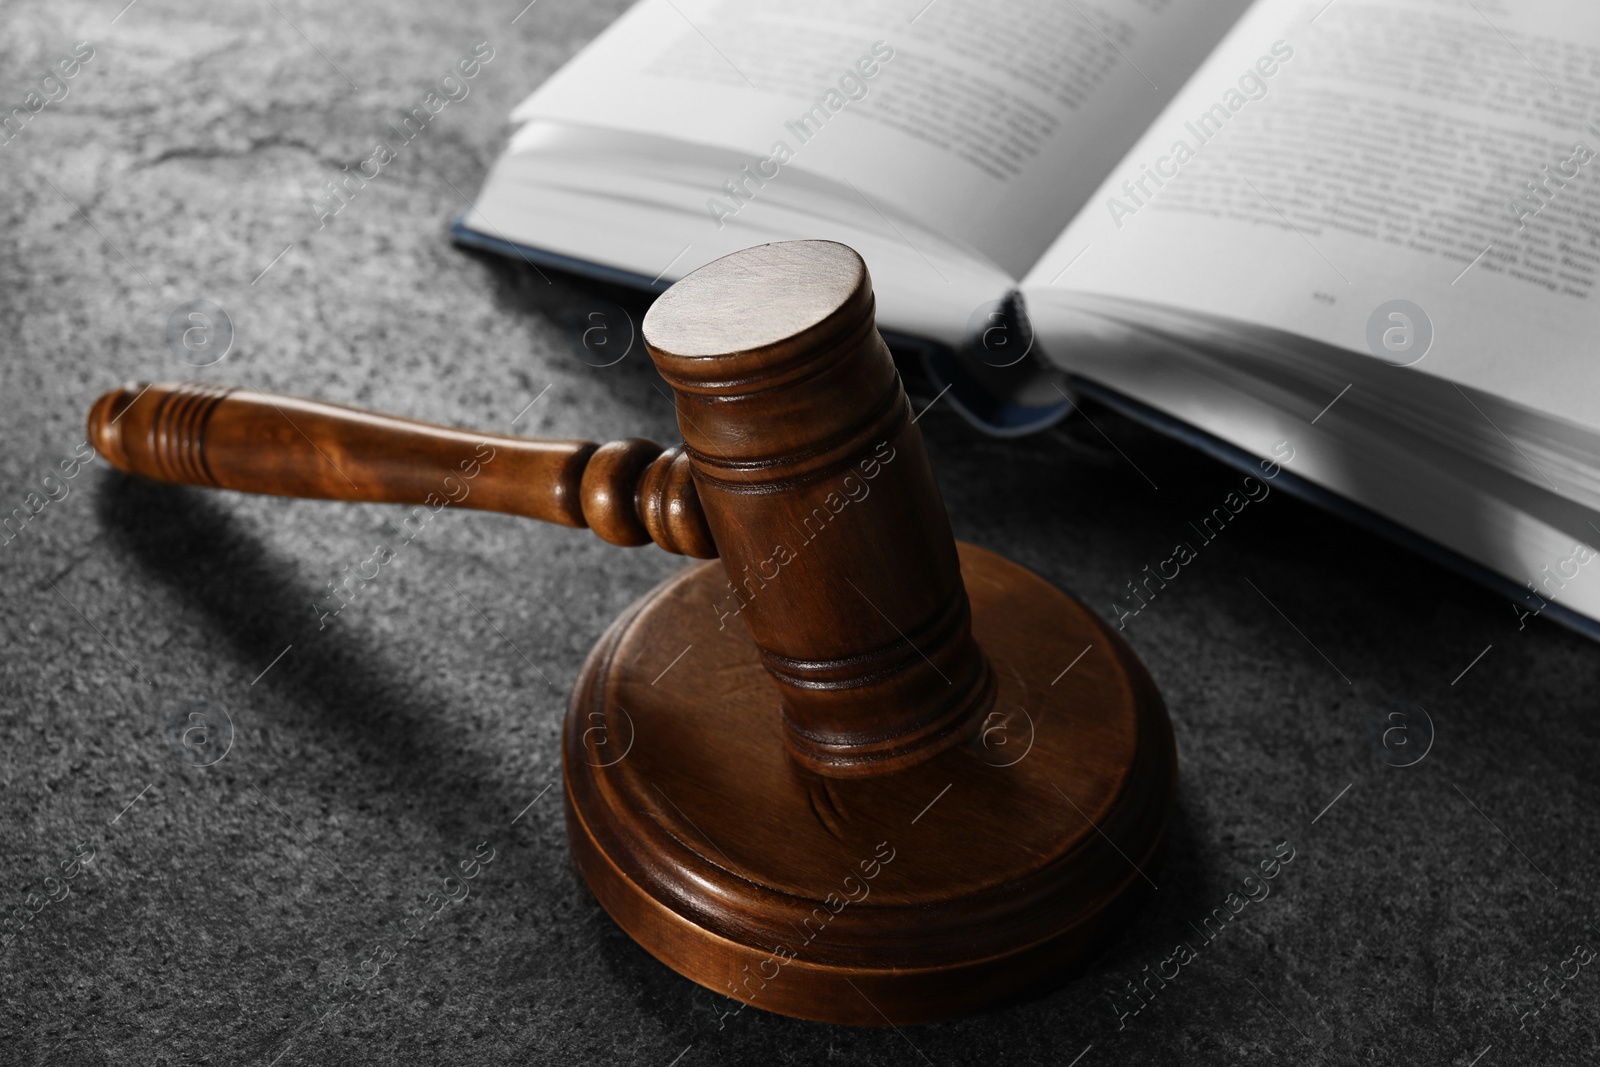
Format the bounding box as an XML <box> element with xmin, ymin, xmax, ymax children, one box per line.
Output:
<box><xmin>87</xmin><ymin>241</ymin><xmax>1174</xmax><ymax>1026</ymax></box>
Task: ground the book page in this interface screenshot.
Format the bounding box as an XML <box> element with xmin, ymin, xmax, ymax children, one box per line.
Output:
<box><xmin>462</xmin><ymin>122</ymin><xmax>1022</xmax><ymax>345</ymax></box>
<box><xmin>1024</xmin><ymin>0</ymin><xmax>1600</xmax><ymax>430</ymax></box>
<box><xmin>512</xmin><ymin>0</ymin><xmax>1252</xmax><ymax>279</ymax></box>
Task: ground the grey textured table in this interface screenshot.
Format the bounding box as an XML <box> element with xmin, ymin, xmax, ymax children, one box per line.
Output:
<box><xmin>3</xmin><ymin>1</ymin><xmax>1598</xmax><ymax>1064</ymax></box>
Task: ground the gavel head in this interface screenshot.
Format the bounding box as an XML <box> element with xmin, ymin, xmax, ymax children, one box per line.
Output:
<box><xmin>642</xmin><ymin>240</ymin><xmax>993</xmax><ymax>777</ymax></box>
<box><xmin>565</xmin><ymin>240</ymin><xmax>1175</xmax><ymax>1025</ymax></box>
<box><xmin>78</xmin><ymin>237</ymin><xmax>1174</xmax><ymax>1025</ymax></box>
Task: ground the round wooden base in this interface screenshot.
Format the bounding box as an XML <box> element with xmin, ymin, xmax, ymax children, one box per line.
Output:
<box><xmin>562</xmin><ymin>543</ymin><xmax>1175</xmax><ymax>1026</ymax></box>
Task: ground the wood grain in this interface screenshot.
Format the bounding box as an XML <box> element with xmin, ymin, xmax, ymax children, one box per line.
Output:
<box><xmin>83</xmin><ymin>238</ymin><xmax>1177</xmax><ymax>1025</ymax></box>
<box><xmin>564</xmin><ymin>542</ymin><xmax>1174</xmax><ymax>1025</ymax></box>
<box><xmin>85</xmin><ymin>382</ymin><xmax>715</xmax><ymax>558</ymax></box>
<box><xmin>563</xmin><ymin>240</ymin><xmax>1177</xmax><ymax>1024</ymax></box>
<box><xmin>645</xmin><ymin>241</ymin><xmax>992</xmax><ymax>777</ymax></box>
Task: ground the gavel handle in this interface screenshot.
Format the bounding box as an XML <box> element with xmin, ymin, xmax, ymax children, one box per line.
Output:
<box><xmin>86</xmin><ymin>382</ymin><xmax>717</xmax><ymax>558</ymax></box>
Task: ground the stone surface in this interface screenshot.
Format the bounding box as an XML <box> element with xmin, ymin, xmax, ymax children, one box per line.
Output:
<box><xmin>2</xmin><ymin>1</ymin><xmax>1597</xmax><ymax>1064</ymax></box>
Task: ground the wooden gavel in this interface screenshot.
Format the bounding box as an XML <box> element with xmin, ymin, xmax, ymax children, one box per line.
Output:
<box><xmin>88</xmin><ymin>241</ymin><xmax>1174</xmax><ymax>1025</ymax></box>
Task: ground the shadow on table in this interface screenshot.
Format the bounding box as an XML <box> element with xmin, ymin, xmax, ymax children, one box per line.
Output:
<box><xmin>91</xmin><ymin>473</ymin><xmax>532</xmax><ymax>833</ymax></box>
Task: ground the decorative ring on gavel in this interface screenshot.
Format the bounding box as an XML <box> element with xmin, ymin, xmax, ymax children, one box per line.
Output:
<box><xmin>87</xmin><ymin>382</ymin><xmax>716</xmax><ymax>558</ymax></box>
<box><xmin>87</xmin><ymin>240</ymin><xmax>1175</xmax><ymax>1026</ymax></box>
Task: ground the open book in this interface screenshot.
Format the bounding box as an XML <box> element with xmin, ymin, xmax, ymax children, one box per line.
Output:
<box><xmin>454</xmin><ymin>0</ymin><xmax>1600</xmax><ymax>637</ymax></box>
